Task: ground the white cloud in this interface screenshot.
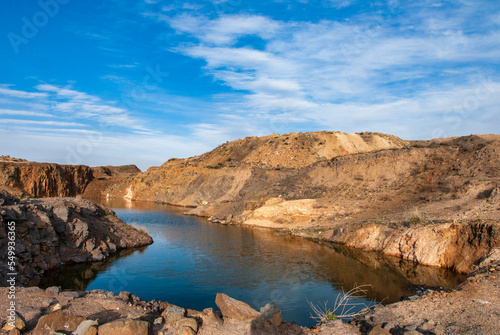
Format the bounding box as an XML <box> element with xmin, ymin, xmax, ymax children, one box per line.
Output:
<box><xmin>169</xmin><ymin>14</ymin><xmax>282</xmax><ymax>45</ymax></box>
<box><xmin>0</xmin><ymin>86</ymin><xmax>48</xmax><ymax>99</ymax></box>
<box><xmin>160</xmin><ymin>6</ymin><xmax>500</xmax><ymax>141</ymax></box>
<box><xmin>0</xmin><ymin>109</ymin><xmax>53</xmax><ymax>117</ymax></box>
<box><xmin>0</xmin><ymin>119</ymin><xmax>86</xmax><ymax>127</ymax></box>
<box><xmin>34</xmin><ymin>84</ymin><xmax>155</xmax><ymax>133</ymax></box>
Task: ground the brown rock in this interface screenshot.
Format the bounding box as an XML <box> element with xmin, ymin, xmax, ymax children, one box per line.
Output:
<box><xmin>72</xmin><ymin>319</ymin><xmax>98</xmax><ymax>335</ymax></box>
<box><xmin>161</xmin><ymin>305</ymin><xmax>186</xmax><ymax>325</ymax></box>
<box><xmin>260</xmin><ymin>302</ymin><xmax>282</xmax><ymax>327</ymax></box>
<box><xmin>98</xmin><ymin>319</ymin><xmax>150</xmax><ymax>335</ymax></box>
<box><xmin>215</xmin><ymin>293</ymin><xmax>260</xmax><ymax>321</ymax></box>
<box><xmin>2</xmin><ymin>312</ymin><xmax>25</xmax><ymax>331</ymax></box>
<box><xmin>201</xmin><ymin>308</ymin><xmax>223</xmax><ymax>327</ymax></box>
<box><xmin>368</xmin><ymin>325</ymin><xmax>391</xmax><ymax>335</ymax></box>
<box><xmin>33</xmin><ymin>313</ymin><xmax>86</xmax><ymax>335</ymax></box>
<box><xmin>176</xmin><ymin>317</ymin><xmax>198</xmax><ymax>333</ymax></box>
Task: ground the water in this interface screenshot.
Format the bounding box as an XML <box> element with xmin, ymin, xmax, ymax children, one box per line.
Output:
<box><xmin>40</xmin><ymin>200</ymin><xmax>465</xmax><ymax>327</ymax></box>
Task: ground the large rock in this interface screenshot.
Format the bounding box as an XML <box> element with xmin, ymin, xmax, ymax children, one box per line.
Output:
<box><xmin>98</xmin><ymin>319</ymin><xmax>150</xmax><ymax>335</ymax></box>
<box><xmin>0</xmin><ymin>192</ymin><xmax>153</xmax><ymax>286</ymax></box>
<box><xmin>2</xmin><ymin>312</ymin><xmax>25</xmax><ymax>331</ymax></box>
<box><xmin>33</xmin><ymin>313</ymin><xmax>86</xmax><ymax>335</ymax></box>
<box><xmin>72</xmin><ymin>319</ymin><xmax>98</xmax><ymax>335</ymax></box>
<box><xmin>161</xmin><ymin>305</ymin><xmax>186</xmax><ymax>325</ymax></box>
<box><xmin>215</xmin><ymin>293</ymin><xmax>260</xmax><ymax>321</ymax></box>
<box><xmin>260</xmin><ymin>302</ymin><xmax>282</xmax><ymax>327</ymax></box>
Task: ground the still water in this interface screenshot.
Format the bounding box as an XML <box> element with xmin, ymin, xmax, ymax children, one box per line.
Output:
<box><xmin>40</xmin><ymin>200</ymin><xmax>465</xmax><ymax>327</ymax></box>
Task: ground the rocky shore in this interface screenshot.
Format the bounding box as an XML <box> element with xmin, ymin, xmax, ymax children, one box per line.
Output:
<box><xmin>0</xmin><ymin>192</ymin><xmax>153</xmax><ymax>286</ymax></box>
<box><xmin>1</xmin><ymin>248</ymin><xmax>498</xmax><ymax>335</ymax></box>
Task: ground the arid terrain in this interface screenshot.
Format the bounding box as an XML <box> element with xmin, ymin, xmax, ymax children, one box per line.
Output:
<box><xmin>1</xmin><ymin>131</ymin><xmax>499</xmax><ymax>334</ymax></box>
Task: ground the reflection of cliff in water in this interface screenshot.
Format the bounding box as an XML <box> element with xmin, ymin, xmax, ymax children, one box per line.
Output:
<box><xmin>67</xmin><ymin>198</ymin><xmax>465</xmax><ymax>305</ymax></box>
<box><xmin>135</xmin><ymin>207</ymin><xmax>465</xmax><ymax>304</ymax></box>
<box><xmin>319</xmin><ymin>243</ymin><xmax>466</xmax><ymax>303</ymax></box>
<box><xmin>38</xmin><ymin>247</ymin><xmax>147</xmax><ymax>291</ymax></box>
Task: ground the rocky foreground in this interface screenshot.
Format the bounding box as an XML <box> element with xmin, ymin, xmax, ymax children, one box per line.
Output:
<box><xmin>0</xmin><ymin>192</ymin><xmax>153</xmax><ymax>286</ymax></box>
<box><xmin>0</xmin><ymin>248</ymin><xmax>498</xmax><ymax>335</ymax></box>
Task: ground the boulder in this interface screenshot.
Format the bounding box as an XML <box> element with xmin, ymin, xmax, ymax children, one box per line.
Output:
<box><xmin>98</xmin><ymin>319</ymin><xmax>150</xmax><ymax>335</ymax></box>
<box><xmin>215</xmin><ymin>293</ymin><xmax>260</xmax><ymax>321</ymax></box>
<box><xmin>260</xmin><ymin>302</ymin><xmax>282</xmax><ymax>327</ymax></box>
<box><xmin>2</xmin><ymin>312</ymin><xmax>25</xmax><ymax>331</ymax></box>
<box><xmin>161</xmin><ymin>305</ymin><xmax>186</xmax><ymax>325</ymax></box>
<box><xmin>369</xmin><ymin>325</ymin><xmax>392</xmax><ymax>335</ymax></box>
<box><xmin>17</xmin><ymin>306</ymin><xmax>42</xmax><ymax>329</ymax></box>
<box><xmin>33</xmin><ymin>313</ymin><xmax>86</xmax><ymax>335</ymax></box>
<box><xmin>176</xmin><ymin>317</ymin><xmax>198</xmax><ymax>333</ymax></box>
<box><xmin>201</xmin><ymin>308</ymin><xmax>223</xmax><ymax>327</ymax></box>
<box><xmin>72</xmin><ymin>319</ymin><xmax>98</xmax><ymax>335</ymax></box>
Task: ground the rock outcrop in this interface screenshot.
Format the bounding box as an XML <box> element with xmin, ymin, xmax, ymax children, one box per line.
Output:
<box><xmin>0</xmin><ymin>192</ymin><xmax>153</xmax><ymax>286</ymax></box>
<box><xmin>326</xmin><ymin>220</ymin><xmax>500</xmax><ymax>273</ymax></box>
<box><xmin>0</xmin><ymin>157</ymin><xmax>93</xmax><ymax>198</ymax></box>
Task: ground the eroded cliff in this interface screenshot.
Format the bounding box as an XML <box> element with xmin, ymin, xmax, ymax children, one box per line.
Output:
<box><xmin>0</xmin><ymin>156</ymin><xmax>140</xmax><ymax>199</ymax></box>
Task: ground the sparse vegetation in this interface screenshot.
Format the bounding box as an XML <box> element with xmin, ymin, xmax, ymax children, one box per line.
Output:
<box><xmin>131</xmin><ymin>223</ymin><xmax>148</xmax><ymax>235</ymax></box>
<box><xmin>407</xmin><ymin>209</ymin><xmax>422</xmax><ymax>225</ymax></box>
<box><xmin>308</xmin><ymin>285</ymin><xmax>373</xmax><ymax>323</ymax></box>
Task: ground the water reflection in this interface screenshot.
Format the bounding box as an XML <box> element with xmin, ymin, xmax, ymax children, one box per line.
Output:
<box><xmin>39</xmin><ymin>247</ymin><xmax>147</xmax><ymax>291</ymax></box>
<box><xmin>40</xmin><ymin>198</ymin><xmax>465</xmax><ymax>327</ymax></box>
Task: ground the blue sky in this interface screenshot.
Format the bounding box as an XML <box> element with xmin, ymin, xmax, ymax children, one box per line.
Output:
<box><xmin>1</xmin><ymin>0</ymin><xmax>499</xmax><ymax>170</ymax></box>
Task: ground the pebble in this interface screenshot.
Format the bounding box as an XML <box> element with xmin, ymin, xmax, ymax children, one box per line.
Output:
<box><xmin>53</xmin><ymin>303</ymin><xmax>62</xmax><ymax>311</ymax></box>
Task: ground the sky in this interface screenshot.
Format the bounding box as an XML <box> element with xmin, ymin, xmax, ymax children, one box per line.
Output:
<box><xmin>1</xmin><ymin>0</ymin><xmax>499</xmax><ymax>170</ymax></box>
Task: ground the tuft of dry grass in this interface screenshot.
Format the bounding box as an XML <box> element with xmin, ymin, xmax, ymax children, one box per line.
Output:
<box><xmin>407</xmin><ymin>209</ymin><xmax>423</xmax><ymax>225</ymax></box>
<box><xmin>308</xmin><ymin>285</ymin><xmax>373</xmax><ymax>323</ymax></box>
<box><xmin>131</xmin><ymin>223</ymin><xmax>148</xmax><ymax>235</ymax></box>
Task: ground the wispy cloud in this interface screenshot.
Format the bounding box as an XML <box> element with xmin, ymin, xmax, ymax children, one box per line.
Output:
<box><xmin>0</xmin><ymin>86</ymin><xmax>48</xmax><ymax>99</ymax></box>
<box><xmin>0</xmin><ymin>119</ymin><xmax>86</xmax><ymax>127</ymax></box>
<box><xmin>34</xmin><ymin>84</ymin><xmax>155</xmax><ymax>133</ymax></box>
<box><xmin>0</xmin><ymin>109</ymin><xmax>53</xmax><ymax>117</ymax></box>
<box><xmin>156</xmin><ymin>2</ymin><xmax>500</xmax><ymax>139</ymax></box>
<box><xmin>169</xmin><ymin>14</ymin><xmax>282</xmax><ymax>45</ymax></box>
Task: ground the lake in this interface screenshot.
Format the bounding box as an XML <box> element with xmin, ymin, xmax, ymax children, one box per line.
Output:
<box><xmin>40</xmin><ymin>199</ymin><xmax>465</xmax><ymax>327</ymax></box>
